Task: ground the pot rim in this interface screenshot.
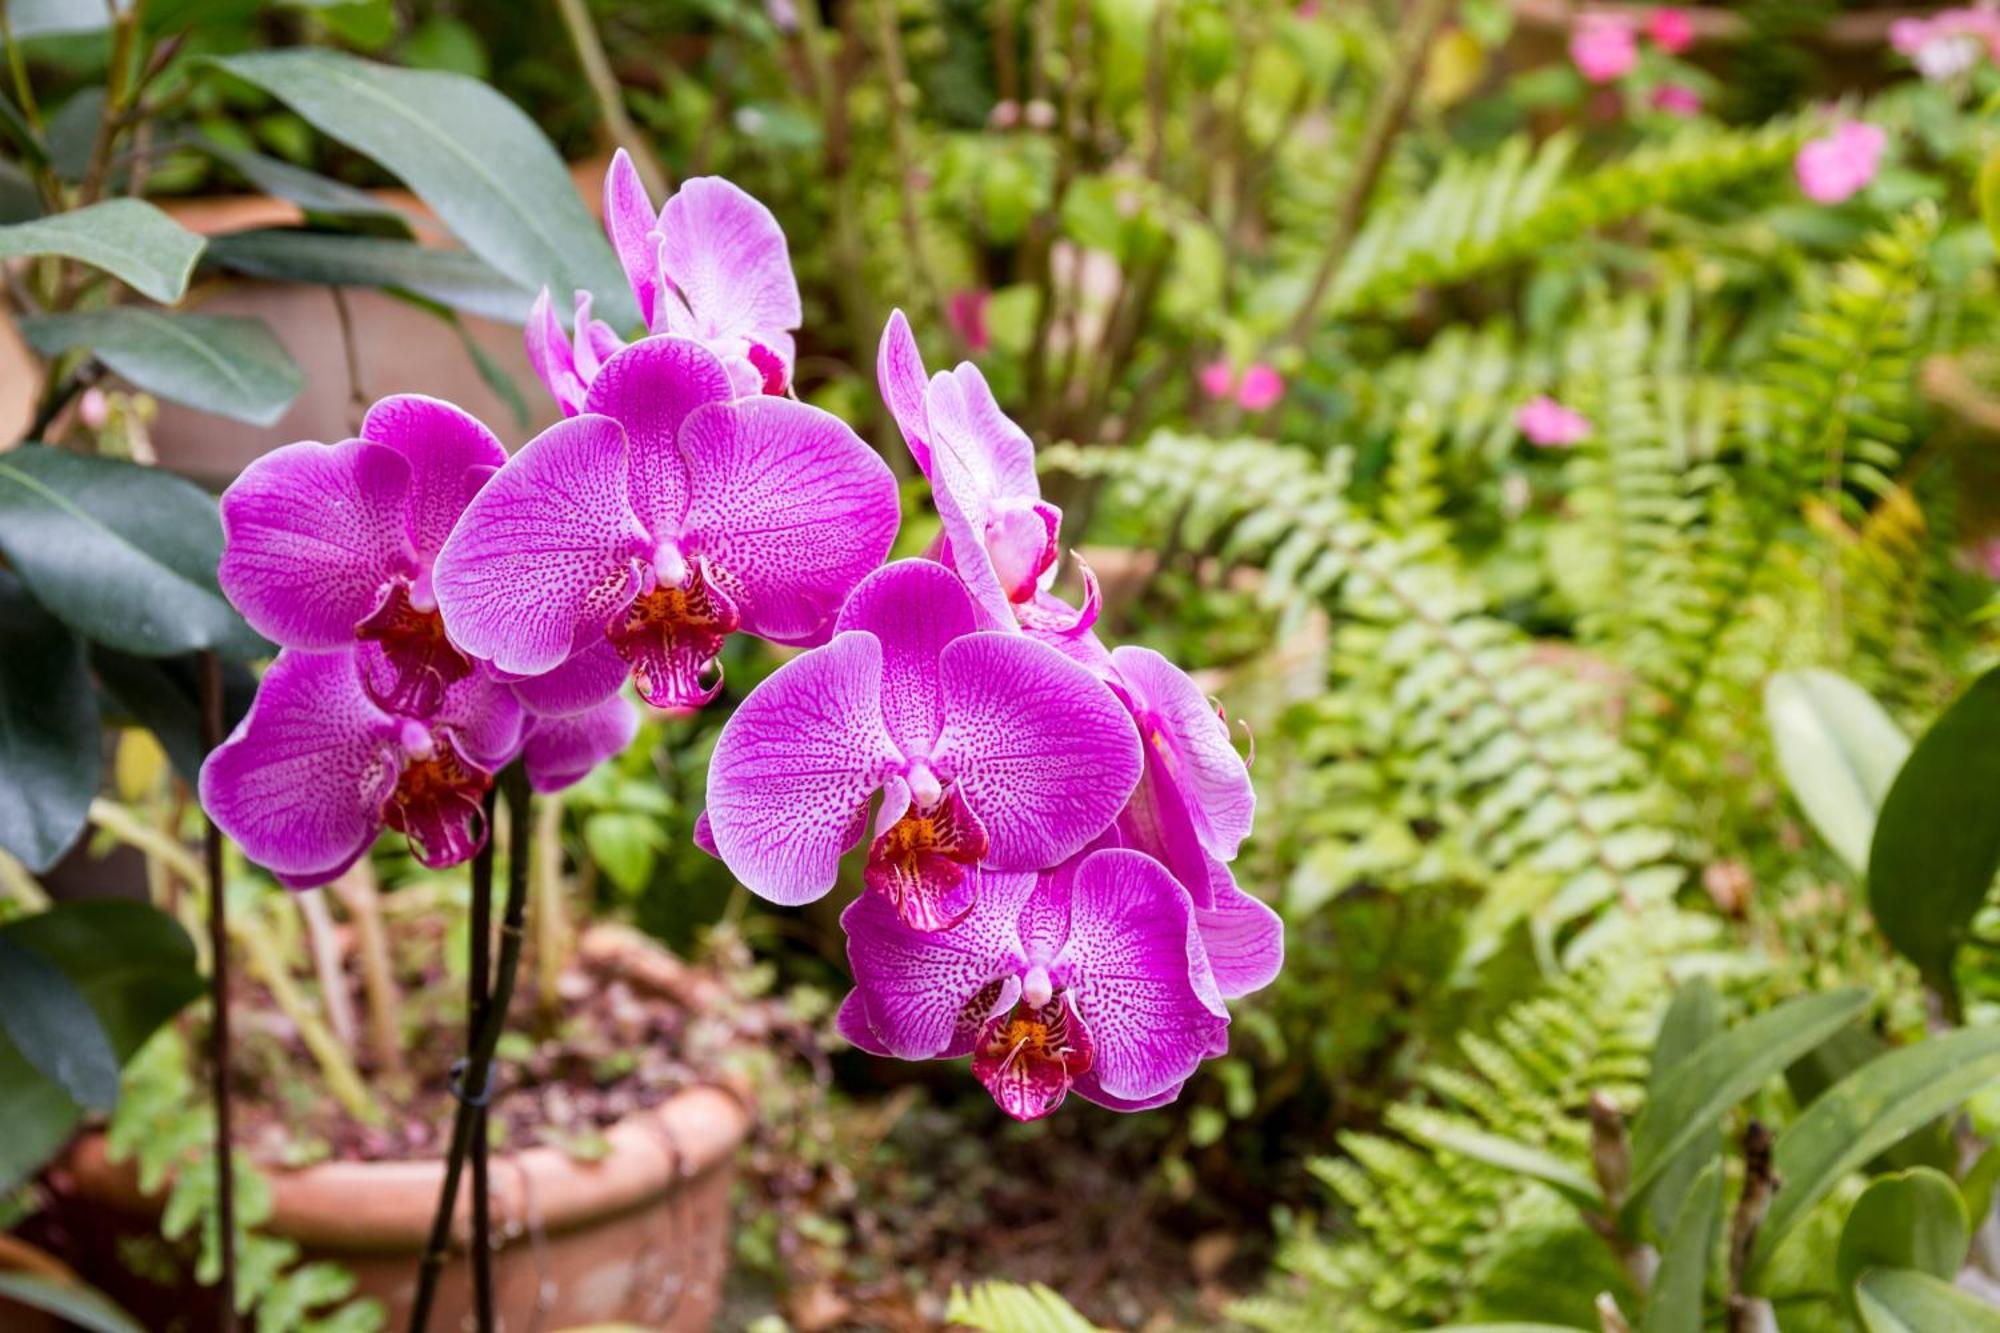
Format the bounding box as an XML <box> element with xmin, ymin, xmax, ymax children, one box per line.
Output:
<box><xmin>63</xmin><ymin>1081</ymin><xmax>752</xmax><ymax>1255</ymax></box>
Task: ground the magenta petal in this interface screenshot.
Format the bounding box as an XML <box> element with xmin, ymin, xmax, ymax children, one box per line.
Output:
<box><xmin>603</xmin><ymin>149</ymin><xmax>662</xmax><ymax>329</ymax></box>
<box><xmin>199</xmin><ymin>650</ymin><xmax>398</xmax><ymax>884</ymax></box>
<box><xmin>985</xmin><ymin>498</ymin><xmax>1060</xmax><ymax>602</ymax></box>
<box><xmin>877</xmin><ymin>309</ymin><xmax>933</xmax><ymax>477</ymax></box>
<box><xmin>678</xmin><ymin>397</ymin><xmax>900</xmax><ymax>644</ymax></box>
<box><xmin>692</xmin><ymin>809</ymin><xmax>719</xmax><ymax>859</ymax></box>
<box><xmin>1115</xmin><ymin>743</ymin><xmax>1216</xmax><ymax>909</ymax></box>
<box><xmin>431</xmin><ymin>668</ymin><xmax>526</xmax><ymax>769</ymax></box>
<box><xmin>583</xmin><ymin>335</ymin><xmax>732</xmax><ymax>535</ymax></box>
<box><xmin>510</xmin><ymin>638</ymin><xmax>630</xmax><ymax>718</ymax></box>
<box><xmin>1072</xmin><ymin>1075</ymin><xmax>1188</xmax><ymax>1113</ymax></box>
<box><xmin>934</xmin><ymin>634</ymin><xmax>1142</xmax><ymax>871</ymax></box>
<box><xmin>926</xmin><ymin>362</ymin><xmax>1038</xmax><ymax>498</ymax></box>
<box><xmin>705</xmin><ymin>632</ymin><xmax>901</xmax><ymax>905</ymax></box>
<box><xmin>522</xmin><ymin>695</ymin><xmax>640</xmax><ymax>793</ymax></box>
<box><xmin>1197</xmin><ymin>860</ymin><xmax>1283</xmax><ymax>1000</ymax></box>
<box><xmin>833</xmin><ymin>560</ymin><xmax>976</xmax><ymax>755</ymax></box>
<box><xmin>1112</xmin><ymin>646</ymin><xmax>1255</xmax><ymax>860</ymax></box>
<box><xmin>972</xmin><ymin>996</ymin><xmax>1092</xmax><ymax>1122</ymax></box>
<box><xmin>656</xmin><ymin>176</ymin><xmax>802</xmax><ymax>340</ymax></box>
<box><xmin>525</xmin><ymin>287</ymin><xmax>586</xmax><ymax>416</ymax></box>
<box><xmin>840</xmin><ymin>867</ymin><xmax>1034</xmax><ymax>1059</ymax></box>
<box><xmin>432</xmin><ymin>414</ymin><xmax>648</xmax><ymax>677</ymax></box>
<box><xmin>359</xmin><ymin>394</ymin><xmax>507</xmax><ymax>566</ymax></box>
<box><xmin>836</xmin><ymin>989</ymin><xmax>893</xmax><ymax>1055</ymax></box>
<box><xmin>219</xmin><ymin>438</ymin><xmax>415</xmax><ymax>651</ymax></box>
<box><xmin>1058</xmin><ymin>848</ymin><xmax>1227</xmax><ymax>1102</ymax></box>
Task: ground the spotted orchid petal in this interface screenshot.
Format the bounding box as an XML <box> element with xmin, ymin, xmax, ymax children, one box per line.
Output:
<box><xmin>1114</xmin><ymin>742</ymin><xmax>1215</xmax><ymax>909</ymax></box>
<box><xmin>833</xmin><ymin>558</ymin><xmax>977</xmax><ymax>754</ymax></box>
<box><xmin>862</xmin><ymin>781</ymin><xmax>990</xmax><ymax>930</ymax></box>
<box><xmin>509</xmin><ymin>638</ymin><xmax>630</xmax><ymax>718</ymax></box>
<box><xmin>973</xmin><ymin>994</ymin><xmax>1094</xmax><ymax>1121</ymax></box>
<box><xmin>359</xmin><ymin>395</ymin><xmax>506</xmax><ymax>572</ymax></box>
<box><xmin>654</xmin><ymin>176</ymin><xmax>802</xmax><ymax>347</ymax></box>
<box><xmin>1194</xmin><ymin>857</ymin><xmax>1284</xmax><ymax>1000</ymax></box>
<box><xmin>581</xmin><ymin>335</ymin><xmax>734</xmax><ymax>536</ymax></box>
<box><xmin>1111</xmin><ymin>645</ymin><xmax>1254</xmax><ymax>862</ymax></box>
<box><xmin>603</xmin><ymin>149</ymin><xmax>663</xmax><ymax>329</ymax></box>
<box><xmin>525</xmin><ymin>287</ymin><xmax>588</xmax><ymax>416</ymax></box>
<box><xmin>521</xmin><ymin>694</ymin><xmax>641</xmax><ymax>793</ymax></box>
<box><xmin>877</xmin><ymin>308</ymin><xmax>933</xmax><ymax>476</ymax></box>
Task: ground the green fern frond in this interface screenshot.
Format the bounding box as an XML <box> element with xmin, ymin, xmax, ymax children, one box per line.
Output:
<box><xmin>944</xmin><ymin>1280</ymin><xmax>1108</xmax><ymax>1333</ymax></box>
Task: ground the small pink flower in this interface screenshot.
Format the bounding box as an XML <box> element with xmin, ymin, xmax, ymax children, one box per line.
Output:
<box><xmin>1199</xmin><ymin>358</ymin><xmax>1237</xmax><ymax>400</ymax></box>
<box><xmin>1570</xmin><ymin>16</ymin><xmax>1639</xmax><ymax>83</ymax></box>
<box><xmin>1236</xmin><ymin>364</ymin><xmax>1285</xmax><ymax>412</ymax></box>
<box><xmin>1516</xmin><ymin>395</ymin><xmax>1591</xmax><ymax>447</ymax></box>
<box><xmin>1651</xmin><ymin>84</ymin><xmax>1702</xmax><ymax>117</ymax></box>
<box><xmin>1891</xmin><ymin>8</ymin><xmax>2000</xmax><ymax>80</ymax></box>
<box><xmin>1795</xmin><ymin>122</ymin><xmax>1886</xmax><ymax>205</ymax></box>
<box><xmin>78</xmin><ymin>387</ymin><xmax>109</xmax><ymax>430</ymax></box>
<box><xmin>947</xmin><ymin>288</ymin><xmax>992</xmax><ymax>355</ymax></box>
<box><xmin>1977</xmin><ymin>536</ymin><xmax>2000</xmax><ymax>580</ymax></box>
<box><xmin>1647</xmin><ymin>7</ymin><xmax>1696</xmax><ymax>54</ymax></box>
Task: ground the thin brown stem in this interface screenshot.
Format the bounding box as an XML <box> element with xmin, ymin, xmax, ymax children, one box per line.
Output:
<box><xmin>467</xmin><ymin>787</ymin><xmax>496</xmax><ymax>1333</ymax></box>
<box><xmin>198</xmin><ymin>653</ymin><xmax>238</xmax><ymax>1333</ymax></box>
<box><xmin>1726</xmin><ymin>1120</ymin><xmax>1779</xmax><ymax>1333</ymax></box>
<box><xmin>296</xmin><ymin>889</ymin><xmax>357</xmax><ymax>1049</ymax></box>
<box><xmin>553</xmin><ymin>0</ymin><xmax>670</xmax><ymax>199</ymax></box>
<box><xmin>329</xmin><ymin>286</ymin><xmax>366</xmax><ymax>435</ymax></box>
<box><xmin>873</xmin><ymin>0</ymin><xmax>956</xmax><ymax>353</ymax></box>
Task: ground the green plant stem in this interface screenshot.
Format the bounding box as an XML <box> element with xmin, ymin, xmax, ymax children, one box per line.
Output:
<box><xmin>408</xmin><ymin>765</ymin><xmax>533</xmax><ymax>1333</ymax></box>
<box><xmin>552</xmin><ymin>0</ymin><xmax>669</xmax><ymax>201</ymax></box>
<box><xmin>198</xmin><ymin>653</ymin><xmax>238</xmax><ymax>1333</ymax></box>
<box><xmin>872</xmin><ymin>0</ymin><xmax>956</xmax><ymax>355</ymax></box>
<box><xmin>467</xmin><ymin>787</ymin><xmax>497</xmax><ymax>1333</ymax></box>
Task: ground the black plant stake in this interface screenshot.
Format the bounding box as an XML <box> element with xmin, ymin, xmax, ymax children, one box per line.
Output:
<box><xmin>199</xmin><ymin>652</ymin><xmax>238</xmax><ymax>1333</ymax></box>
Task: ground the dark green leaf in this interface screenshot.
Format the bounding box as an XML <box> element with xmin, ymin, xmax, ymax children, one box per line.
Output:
<box><xmin>0</xmin><ymin>200</ymin><xmax>204</xmax><ymax>303</ymax></box>
<box><xmin>188</xmin><ymin>135</ymin><xmax>411</xmax><ymax>223</ymax></box>
<box><xmin>1396</xmin><ymin>1109</ymin><xmax>1604</xmax><ymax>1212</ymax></box>
<box><xmin>1642</xmin><ymin>1161</ymin><xmax>1721</xmax><ymax>1333</ymax></box>
<box><xmin>1751</xmin><ymin>1026</ymin><xmax>2000</xmax><ymax>1283</ymax></box>
<box><xmin>0</xmin><ymin>568</ymin><xmax>99</xmax><ymax>872</ymax></box>
<box><xmin>0</xmin><ymin>900</ymin><xmax>203</xmax><ymax>1191</ymax></box>
<box><xmin>1836</xmin><ymin>1168</ymin><xmax>1969</xmax><ymax>1295</ymax></box>
<box><xmin>1629</xmin><ymin>989</ymin><xmax>1871</xmax><ymax>1206</ymax></box>
<box><xmin>0</xmin><ymin>935</ymin><xmax>120</xmax><ymax>1109</ymax></box>
<box><xmin>1785</xmin><ymin>1024</ymin><xmax>1954</xmax><ymax>1176</ymax></box>
<box><xmin>0</xmin><ymin>446</ymin><xmax>266</xmax><ymax>657</ymax></box>
<box><xmin>205</xmin><ymin>228</ymin><xmax>533</xmax><ymax>323</ymax></box>
<box><xmin>0</xmin><ymin>1273</ymin><xmax>145</xmax><ymax>1333</ymax></box>
<box><xmin>19</xmin><ymin>308</ymin><xmax>304</xmax><ymax>427</ymax></box>
<box><xmin>43</xmin><ymin>87</ymin><xmax>103</xmax><ymax>184</ymax></box>
<box><xmin>1645</xmin><ymin>976</ymin><xmax>1723</xmax><ymax>1240</ymax></box>
<box><xmin>1855</xmin><ymin>1268</ymin><xmax>2000</xmax><ymax>1333</ymax></box>
<box><xmin>1868</xmin><ymin>667</ymin><xmax>2000</xmax><ymax>999</ymax></box>
<box><xmin>206</xmin><ymin>50</ymin><xmax>636</xmax><ymax>328</ymax></box>
<box><xmin>1764</xmin><ymin>670</ymin><xmax>1909</xmax><ymax>875</ymax></box>
<box><xmin>90</xmin><ymin>647</ymin><xmax>255</xmax><ymax>786</ymax></box>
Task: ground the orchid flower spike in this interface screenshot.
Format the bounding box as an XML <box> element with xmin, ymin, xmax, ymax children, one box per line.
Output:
<box><xmin>704</xmin><ymin>559</ymin><xmax>1143</xmax><ymax>930</ymax></box>
<box><xmin>433</xmin><ymin>335</ymin><xmax>899</xmax><ymax>715</ymax></box>
<box><xmin>200</xmin><ymin>647</ymin><xmax>524</xmax><ymax>887</ymax></box>
<box><xmin>877</xmin><ymin>310</ymin><xmax>1094</xmax><ymax>635</ymax></box>
<box><xmin>216</xmin><ymin>396</ymin><xmax>506</xmax><ymax>719</ymax></box>
<box><xmin>838</xmin><ymin>847</ymin><xmax>1230</xmax><ymax>1120</ymax></box>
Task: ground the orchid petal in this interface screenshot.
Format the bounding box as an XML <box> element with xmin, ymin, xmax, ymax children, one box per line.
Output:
<box><xmin>199</xmin><ymin>649</ymin><xmax>398</xmax><ymax>885</ymax></box>
<box><xmin>876</xmin><ymin>309</ymin><xmax>933</xmax><ymax>476</ymax></box>
<box><xmin>603</xmin><ymin>149</ymin><xmax>662</xmax><ymax>329</ymax></box>
<box><xmin>358</xmin><ymin>394</ymin><xmax>507</xmax><ymax>567</ymax></box>
<box><xmin>509</xmin><ymin>638</ymin><xmax>630</xmax><ymax>718</ymax></box>
<box><xmin>524</xmin><ymin>287</ymin><xmax>586</xmax><ymax>416</ymax></box>
<box><xmin>656</xmin><ymin>176</ymin><xmax>802</xmax><ymax>340</ymax></box>
<box><xmin>1072</xmin><ymin>1075</ymin><xmax>1187</xmax><ymax>1113</ymax></box>
<box><xmin>972</xmin><ymin>995</ymin><xmax>1092</xmax><ymax>1121</ymax></box>
<box><xmin>1196</xmin><ymin>860</ymin><xmax>1284</xmax><ymax>1000</ymax></box>
<box><xmin>935</xmin><ymin>634</ymin><xmax>1142</xmax><ymax>871</ymax></box>
<box><xmin>1058</xmin><ymin>848</ymin><xmax>1227</xmax><ymax>1101</ymax></box>
<box><xmin>582</xmin><ymin>335</ymin><xmax>732</xmax><ymax>537</ymax></box>
<box><xmin>218</xmin><ymin>438</ymin><xmax>415</xmax><ymax>651</ymax></box>
<box><xmin>522</xmin><ymin>695</ymin><xmax>640</xmax><ymax>793</ymax></box>
<box><xmin>836</xmin><ymin>989</ymin><xmax>892</xmax><ymax>1055</ymax></box>
<box><xmin>926</xmin><ymin>362</ymin><xmax>1038</xmax><ymax>498</ymax></box>
<box><xmin>705</xmin><ymin>631</ymin><xmax>901</xmax><ymax>905</ymax></box>
<box><xmin>430</xmin><ymin>666</ymin><xmax>526</xmax><ymax>769</ymax></box>
<box><xmin>1112</xmin><ymin>645</ymin><xmax>1255</xmax><ymax>861</ymax></box>
<box><xmin>832</xmin><ymin>559</ymin><xmax>977</xmax><ymax>755</ymax></box>
<box><xmin>1114</xmin><ymin>742</ymin><xmax>1216</xmax><ymax>909</ymax></box>
<box><xmin>679</xmin><ymin>397</ymin><xmax>899</xmax><ymax>645</ymax></box>
<box><xmin>432</xmin><ymin>414</ymin><xmax>648</xmax><ymax>677</ymax></box>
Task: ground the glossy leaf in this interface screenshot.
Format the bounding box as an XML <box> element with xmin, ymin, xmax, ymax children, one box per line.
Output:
<box><xmin>90</xmin><ymin>647</ymin><xmax>256</xmax><ymax>787</ymax></box>
<box><xmin>1867</xmin><ymin>667</ymin><xmax>2000</xmax><ymax>999</ymax></box>
<box><xmin>0</xmin><ymin>1273</ymin><xmax>145</xmax><ymax>1333</ymax></box>
<box><xmin>5</xmin><ymin>0</ymin><xmax>123</xmax><ymax>38</ymax></box>
<box><xmin>0</xmin><ymin>446</ymin><xmax>266</xmax><ymax>658</ymax></box>
<box><xmin>1642</xmin><ymin>1161</ymin><xmax>1721</xmax><ymax>1333</ymax></box>
<box><xmin>1764</xmin><ymin>669</ymin><xmax>1908</xmax><ymax>875</ymax></box>
<box><xmin>205</xmin><ymin>229</ymin><xmax>533</xmax><ymax>324</ymax></box>
<box><xmin>19</xmin><ymin>309</ymin><xmax>304</xmax><ymax>427</ymax></box>
<box><xmin>1751</xmin><ymin>1025</ymin><xmax>2000</xmax><ymax>1283</ymax></box>
<box><xmin>1644</xmin><ymin>976</ymin><xmax>1724</xmax><ymax>1240</ymax></box>
<box><xmin>0</xmin><ymin>569</ymin><xmax>98</xmax><ymax>871</ymax></box>
<box><xmin>189</xmin><ymin>134</ymin><xmax>412</xmax><ymax>223</ymax></box>
<box><xmin>0</xmin><ymin>935</ymin><xmax>120</xmax><ymax>1109</ymax></box>
<box><xmin>1397</xmin><ymin>1109</ymin><xmax>1605</xmax><ymax>1211</ymax></box>
<box><xmin>1855</xmin><ymin>1268</ymin><xmax>2000</xmax><ymax>1333</ymax></box>
<box><xmin>0</xmin><ymin>900</ymin><xmax>203</xmax><ymax>1191</ymax></box>
<box><xmin>1835</xmin><ymin>1168</ymin><xmax>1969</xmax><ymax>1294</ymax></box>
<box><xmin>1628</xmin><ymin>988</ymin><xmax>1870</xmax><ymax>1205</ymax></box>
<box><xmin>0</xmin><ymin>199</ymin><xmax>204</xmax><ymax>303</ymax></box>
<box><xmin>207</xmin><ymin>50</ymin><xmax>636</xmax><ymax>328</ymax></box>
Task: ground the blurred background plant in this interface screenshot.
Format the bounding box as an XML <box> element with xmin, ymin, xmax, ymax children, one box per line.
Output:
<box><xmin>10</xmin><ymin>0</ymin><xmax>2000</xmax><ymax>1329</ymax></box>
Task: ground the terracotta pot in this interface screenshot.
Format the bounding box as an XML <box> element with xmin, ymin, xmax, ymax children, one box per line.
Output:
<box><xmin>59</xmin><ymin>1082</ymin><xmax>751</xmax><ymax>1330</ymax></box>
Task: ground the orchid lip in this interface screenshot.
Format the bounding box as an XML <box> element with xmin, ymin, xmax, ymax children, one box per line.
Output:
<box><xmin>651</xmin><ymin>540</ymin><xmax>689</xmax><ymax>587</ymax></box>
<box><xmin>1022</xmin><ymin>964</ymin><xmax>1053</xmax><ymax>1009</ymax></box>
<box><xmin>903</xmin><ymin>759</ymin><xmax>943</xmax><ymax>809</ymax></box>
<box><xmin>396</xmin><ymin>717</ymin><xmax>435</xmax><ymax>760</ymax></box>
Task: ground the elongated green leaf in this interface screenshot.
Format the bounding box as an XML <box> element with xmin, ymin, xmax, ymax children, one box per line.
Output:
<box><xmin>0</xmin><ymin>1273</ymin><xmax>145</xmax><ymax>1333</ymax></box>
<box><xmin>1751</xmin><ymin>1026</ymin><xmax>2000</xmax><ymax>1282</ymax></box>
<box><xmin>1836</xmin><ymin>1168</ymin><xmax>1969</xmax><ymax>1295</ymax></box>
<box><xmin>945</xmin><ymin>1280</ymin><xmax>1108</xmax><ymax>1332</ymax></box>
<box><xmin>1629</xmin><ymin>989</ymin><xmax>1871</xmax><ymax>1204</ymax></box>
<box><xmin>1765</xmin><ymin>670</ymin><xmax>1909</xmax><ymax>875</ymax></box>
<box><xmin>1868</xmin><ymin>667</ymin><xmax>2000</xmax><ymax>999</ymax></box>
<box><xmin>19</xmin><ymin>308</ymin><xmax>303</xmax><ymax>427</ymax></box>
<box><xmin>90</xmin><ymin>646</ymin><xmax>255</xmax><ymax>787</ymax></box>
<box><xmin>0</xmin><ymin>936</ymin><xmax>119</xmax><ymax>1109</ymax></box>
<box><xmin>1397</xmin><ymin>1108</ymin><xmax>1605</xmax><ymax>1211</ymax></box>
<box><xmin>1643</xmin><ymin>1161</ymin><xmax>1721</xmax><ymax>1333</ymax></box>
<box><xmin>0</xmin><ymin>900</ymin><xmax>202</xmax><ymax>1191</ymax></box>
<box><xmin>189</xmin><ymin>134</ymin><xmax>412</xmax><ymax>223</ymax></box>
<box><xmin>0</xmin><ymin>446</ymin><xmax>265</xmax><ymax>658</ymax></box>
<box><xmin>0</xmin><ymin>569</ymin><xmax>98</xmax><ymax>871</ymax></box>
<box><xmin>0</xmin><ymin>200</ymin><xmax>204</xmax><ymax>303</ymax></box>
<box><xmin>1645</xmin><ymin>977</ymin><xmax>1724</xmax><ymax>1239</ymax></box>
<box><xmin>205</xmin><ymin>228</ymin><xmax>532</xmax><ymax>324</ymax></box>
<box><xmin>206</xmin><ymin>50</ymin><xmax>635</xmax><ymax>328</ymax></box>
<box><xmin>5</xmin><ymin>0</ymin><xmax>124</xmax><ymax>40</ymax></box>
<box><xmin>1856</xmin><ymin>1268</ymin><xmax>2000</xmax><ymax>1333</ymax></box>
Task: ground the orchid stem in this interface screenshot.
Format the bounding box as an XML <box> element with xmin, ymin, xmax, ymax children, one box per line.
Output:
<box><xmin>198</xmin><ymin>652</ymin><xmax>239</xmax><ymax>1333</ymax></box>
<box><xmin>409</xmin><ymin>765</ymin><xmax>532</xmax><ymax>1333</ymax></box>
<box><xmin>468</xmin><ymin>783</ymin><xmax>496</xmax><ymax>1333</ymax></box>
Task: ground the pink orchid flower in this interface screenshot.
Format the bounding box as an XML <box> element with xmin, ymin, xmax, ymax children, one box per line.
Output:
<box><xmin>1891</xmin><ymin>7</ymin><xmax>2000</xmax><ymax>79</ymax></box>
<box><xmin>1652</xmin><ymin>84</ymin><xmax>1702</xmax><ymax>117</ymax></box>
<box><xmin>1647</xmin><ymin>7</ymin><xmax>1696</xmax><ymax>54</ymax></box>
<box><xmin>1796</xmin><ymin>123</ymin><xmax>1886</xmax><ymax>205</ymax></box>
<box><xmin>1570</xmin><ymin>16</ymin><xmax>1639</xmax><ymax>83</ymax></box>
<box><xmin>1516</xmin><ymin>395</ymin><xmax>1591</xmax><ymax>447</ymax></box>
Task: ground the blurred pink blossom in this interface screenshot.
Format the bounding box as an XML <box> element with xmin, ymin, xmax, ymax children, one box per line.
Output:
<box><xmin>1795</xmin><ymin>122</ymin><xmax>1886</xmax><ymax>204</ymax></box>
<box><xmin>1236</xmin><ymin>364</ymin><xmax>1285</xmax><ymax>412</ymax></box>
<box><xmin>1570</xmin><ymin>16</ymin><xmax>1639</xmax><ymax>83</ymax></box>
<box><xmin>1647</xmin><ymin>7</ymin><xmax>1696</xmax><ymax>54</ymax></box>
<box><xmin>1651</xmin><ymin>84</ymin><xmax>1702</xmax><ymax>117</ymax></box>
<box><xmin>1198</xmin><ymin>359</ymin><xmax>1237</xmax><ymax>400</ymax></box>
<box><xmin>1516</xmin><ymin>395</ymin><xmax>1590</xmax><ymax>447</ymax></box>
<box><xmin>947</xmin><ymin>288</ymin><xmax>992</xmax><ymax>354</ymax></box>
<box><xmin>78</xmin><ymin>387</ymin><xmax>109</xmax><ymax>430</ymax></box>
<box><xmin>1890</xmin><ymin>7</ymin><xmax>2000</xmax><ymax>79</ymax></box>
<box><xmin>1976</xmin><ymin>536</ymin><xmax>2000</xmax><ymax>580</ymax></box>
